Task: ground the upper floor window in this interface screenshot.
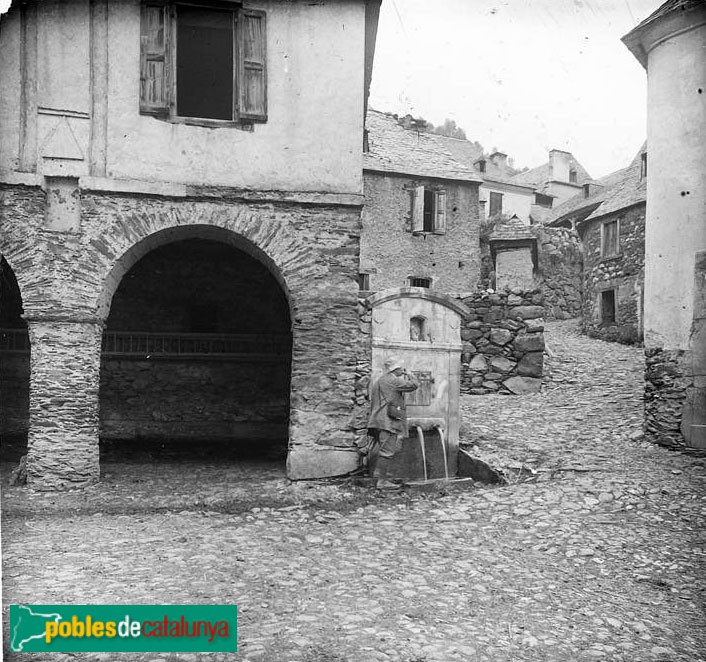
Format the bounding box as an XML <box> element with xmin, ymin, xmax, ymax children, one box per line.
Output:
<box><xmin>601</xmin><ymin>219</ymin><xmax>620</xmax><ymax>258</ymax></box>
<box><xmin>489</xmin><ymin>191</ymin><xmax>503</xmax><ymax>217</ymax></box>
<box><xmin>409</xmin><ymin>277</ymin><xmax>431</xmax><ymax>288</ymax></box>
<box><xmin>641</xmin><ymin>152</ymin><xmax>647</xmax><ymax>180</ymax></box>
<box><xmin>535</xmin><ymin>193</ymin><xmax>553</xmax><ymax>208</ymax></box>
<box><xmin>140</xmin><ymin>2</ymin><xmax>267</xmax><ymax>124</ymax></box>
<box><xmin>410</xmin><ymin>186</ymin><xmax>446</xmax><ymax>234</ymax></box>
<box><xmin>569</xmin><ymin>169</ymin><xmax>577</xmax><ymax>183</ymax></box>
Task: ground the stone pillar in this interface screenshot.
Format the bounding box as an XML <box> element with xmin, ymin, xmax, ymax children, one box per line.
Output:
<box><xmin>26</xmin><ymin>319</ymin><xmax>103</xmax><ymax>489</ymax></box>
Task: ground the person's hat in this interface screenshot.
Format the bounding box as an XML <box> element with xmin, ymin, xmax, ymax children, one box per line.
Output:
<box><xmin>384</xmin><ymin>357</ymin><xmax>403</xmax><ymax>372</ymax></box>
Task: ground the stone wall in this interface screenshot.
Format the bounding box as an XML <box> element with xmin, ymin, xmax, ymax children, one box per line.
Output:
<box><xmin>459</xmin><ymin>289</ymin><xmax>545</xmax><ymax>395</ymax></box>
<box><xmin>644</xmin><ymin>348</ymin><xmax>691</xmax><ymax>448</ymax></box>
<box><xmin>534</xmin><ymin>226</ymin><xmax>583</xmax><ymax>320</ymax></box>
<box><xmin>580</xmin><ymin>204</ymin><xmax>645</xmax><ymax>344</ymax></box>
<box><xmin>100</xmin><ymin>358</ymin><xmax>290</xmax><ymax>443</ymax></box>
<box><xmin>360</xmin><ymin>172</ymin><xmax>481</xmax><ymax>294</ymax></box>
<box><xmin>0</xmin><ymin>182</ymin><xmax>364</xmax><ymax>486</ymax></box>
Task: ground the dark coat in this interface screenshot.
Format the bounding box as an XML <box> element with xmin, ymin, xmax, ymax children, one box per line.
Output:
<box><xmin>367</xmin><ymin>371</ymin><xmax>418</xmax><ymax>435</ymax></box>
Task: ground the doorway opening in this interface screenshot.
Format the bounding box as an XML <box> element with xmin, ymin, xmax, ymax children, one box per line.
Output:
<box><xmin>99</xmin><ymin>238</ymin><xmax>292</xmax><ymax>464</ymax></box>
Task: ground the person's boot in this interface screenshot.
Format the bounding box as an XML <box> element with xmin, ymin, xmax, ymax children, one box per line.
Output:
<box><xmin>375</xmin><ymin>457</ymin><xmax>401</xmax><ymax>490</ymax></box>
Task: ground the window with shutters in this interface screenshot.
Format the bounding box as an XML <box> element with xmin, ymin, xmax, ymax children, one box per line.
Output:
<box><xmin>410</xmin><ymin>186</ymin><xmax>446</xmax><ymax>234</ymax></box>
<box><xmin>488</xmin><ymin>191</ymin><xmax>503</xmax><ymax>217</ymax></box>
<box><xmin>140</xmin><ymin>2</ymin><xmax>267</xmax><ymax>124</ymax></box>
<box><xmin>601</xmin><ymin>219</ymin><xmax>620</xmax><ymax>258</ymax></box>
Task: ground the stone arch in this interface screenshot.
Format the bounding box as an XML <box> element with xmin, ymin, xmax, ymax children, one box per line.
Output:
<box><xmin>90</xmin><ymin>202</ymin><xmax>309</xmax><ymax>323</ymax></box>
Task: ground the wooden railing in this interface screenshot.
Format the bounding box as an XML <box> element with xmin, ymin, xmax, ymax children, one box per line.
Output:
<box><xmin>101</xmin><ymin>332</ymin><xmax>291</xmax><ymax>360</ymax></box>
<box><xmin>0</xmin><ymin>329</ymin><xmax>291</xmax><ymax>360</ymax></box>
<box><xmin>0</xmin><ymin>328</ymin><xmax>29</xmax><ymax>353</ymax></box>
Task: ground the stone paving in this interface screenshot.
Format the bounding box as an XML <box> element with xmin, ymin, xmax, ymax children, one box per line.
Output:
<box><xmin>2</xmin><ymin>320</ymin><xmax>706</xmax><ymax>661</ymax></box>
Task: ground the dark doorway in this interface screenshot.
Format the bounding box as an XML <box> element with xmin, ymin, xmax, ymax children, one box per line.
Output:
<box><xmin>0</xmin><ymin>257</ymin><xmax>30</xmax><ymax>461</ymax></box>
<box><xmin>99</xmin><ymin>239</ymin><xmax>292</xmax><ymax>463</ymax></box>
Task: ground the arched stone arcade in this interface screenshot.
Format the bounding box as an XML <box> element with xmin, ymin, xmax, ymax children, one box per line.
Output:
<box><xmin>0</xmin><ymin>193</ymin><xmax>362</xmax><ymax>489</ymax></box>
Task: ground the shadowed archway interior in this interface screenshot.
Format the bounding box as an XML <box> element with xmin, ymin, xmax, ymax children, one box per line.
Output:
<box><xmin>0</xmin><ymin>256</ymin><xmax>30</xmax><ymax>459</ymax></box>
<box><xmin>99</xmin><ymin>238</ymin><xmax>292</xmax><ymax>461</ymax></box>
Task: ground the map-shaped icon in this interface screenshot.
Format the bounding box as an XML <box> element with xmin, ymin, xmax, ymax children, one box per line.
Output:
<box><xmin>10</xmin><ymin>605</ymin><xmax>63</xmax><ymax>652</ymax></box>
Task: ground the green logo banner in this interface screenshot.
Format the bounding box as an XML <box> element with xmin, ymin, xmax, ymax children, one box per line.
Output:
<box><xmin>9</xmin><ymin>605</ymin><xmax>238</xmax><ymax>653</ymax></box>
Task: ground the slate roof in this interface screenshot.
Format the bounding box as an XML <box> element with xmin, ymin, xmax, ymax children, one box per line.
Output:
<box><xmin>622</xmin><ymin>0</ymin><xmax>706</xmax><ymax>67</ymax></box>
<box><xmin>545</xmin><ymin>143</ymin><xmax>647</xmax><ymax>226</ymax></box>
<box><xmin>489</xmin><ymin>215</ymin><xmax>536</xmax><ymax>242</ymax></box>
<box><xmin>583</xmin><ymin>145</ymin><xmax>647</xmax><ymax>221</ymax></box>
<box><xmin>364</xmin><ymin>110</ymin><xmax>483</xmax><ymax>183</ymax></box>
<box><xmin>510</xmin><ymin>154</ymin><xmax>592</xmax><ymax>191</ymax></box>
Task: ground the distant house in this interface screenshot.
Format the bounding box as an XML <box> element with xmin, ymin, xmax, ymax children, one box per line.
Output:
<box><xmin>361</xmin><ymin>110</ymin><xmax>482</xmax><ymax>295</ymax></box>
<box><xmin>512</xmin><ymin>149</ymin><xmax>593</xmax><ymax>221</ymax></box>
<box><xmin>547</xmin><ymin>144</ymin><xmax>647</xmax><ymax>344</ymax></box>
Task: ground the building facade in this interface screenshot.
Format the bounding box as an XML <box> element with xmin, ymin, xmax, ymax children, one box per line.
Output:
<box><xmin>622</xmin><ymin>0</ymin><xmax>706</xmax><ymax>448</ymax></box>
<box><xmin>360</xmin><ymin>111</ymin><xmax>482</xmax><ymax>296</ymax></box>
<box><xmin>548</xmin><ymin>145</ymin><xmax>647</xmax><ymax>344</ymax></box>
<box><xmin>0</xmin><ymin>0</ymin><xmax>382</xmax><ymax>487</ymax></box>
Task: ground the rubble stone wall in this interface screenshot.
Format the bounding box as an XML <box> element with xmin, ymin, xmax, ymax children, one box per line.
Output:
<box><xmin>580</xmin><ymin>204</ymin><xmax>645</xmax><ymax>344</ymax></box>
<box><xmin>644</xmin><ymin>348</ymin><xmax>691</xmax><ymax>448</ymax></box>
<box><xmin>533</xmin><ymin>226</ymin><xmax>583</xmax><ymax>320</ymax></box>
<box><xmin>459</xmin><ymin>289</ymin><xmax>546</xmax><ymax>395</ymax></box>
<box><xmin>0</xmin><ymin>183</ymin><xmax>363</xmax><ymax>485</ymax></box>
<box><xmin>360</xmin><ymin>172</ymin><xmax>481</xmax><ymax>294</ymax></box>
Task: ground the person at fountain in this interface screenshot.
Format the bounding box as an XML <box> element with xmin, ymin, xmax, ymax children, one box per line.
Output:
<box><xmin>367</xmin><ymin>357</ymin><xmax>418</xmax><ymax>490</ymax></box>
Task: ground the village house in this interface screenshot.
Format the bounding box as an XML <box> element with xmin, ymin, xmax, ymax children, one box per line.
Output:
<box><xmin>0</xmin><ymin>0</ymin><xmax>382</xmax><ymax>488</ymax></box>
<box><xmin>622</xmin><ymin>0</ymin><xmax>706</xmax><ymax>449</ymax></box>
<box><xmin>360</xmin><ymin>110</ymin><xmax>482</xmax><ymax>295</ymax></box>
<box><xmin>547</xmin><ymin>144</ymin><xmax>647</xmax><ymax>345</ymax></box>
<box><xmin>511</xmin><ymin>149</ymin><xmax>593</xmax><ymax>223</ymax></box>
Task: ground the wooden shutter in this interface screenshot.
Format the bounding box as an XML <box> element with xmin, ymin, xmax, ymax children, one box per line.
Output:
<box><xmin>140</xmin><ymin>3</ymin><xmax>170</xmax><ymax>115</ymax></box>
<box><xmin>238</xmin><ymin>9</ymin><xmax>267</xmax><ymax>121</ymax></box>
<box><xmin>434</xmin><ymin>190</ymin><xmax>447</xmax><ymax>234</ymax></box>
<box><xmin>411</xmin><ymin>186</ymin><xmax>424</xmax><ymax>233</ymax></box>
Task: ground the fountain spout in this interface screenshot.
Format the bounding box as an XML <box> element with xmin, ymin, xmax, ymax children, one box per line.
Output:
<box><xmin>415</xmin><ymin>425</ymin><xmax>428</xmax><ymax>482</ymax></box>
<box><xmin>435</xmin><ymin>424</ymin><xmax>449</xmax><ymax>480</ymax></box>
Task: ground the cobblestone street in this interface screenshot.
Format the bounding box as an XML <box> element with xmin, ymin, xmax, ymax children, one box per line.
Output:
<box><xmin>2</xmin><ymin>321</ymin><xmax>706</xmax><ymax>662</ymax></box>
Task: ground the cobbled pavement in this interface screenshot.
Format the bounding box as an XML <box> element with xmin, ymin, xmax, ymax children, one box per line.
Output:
<box><xmin>2</xmin><ymin>320</ymin><xmax>705</xmax><ymax>662</ymax></box>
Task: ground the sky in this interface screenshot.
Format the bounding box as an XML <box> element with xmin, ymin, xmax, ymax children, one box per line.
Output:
<box><xmin>0</xmin><ymin>0</ymin><xmax>661</xmax><ymax>178</ymax></box>
<box><xmin>369</xmin><ymin>0</ymin><xmax>662</xmax><ymax>178</ymax></box>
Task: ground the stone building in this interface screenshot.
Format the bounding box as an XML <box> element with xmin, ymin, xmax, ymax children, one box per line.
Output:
<box><xmin>360</xmin><ymin>110</ymin><xmax>482</xmax><ymax>295</ymax></box>
<box><xmin>0</xmin><ymin>0</ymin><xmax>382</xmax><ymax>488</ymax></box>
<box><xmin>511</xmin><ymin>149</ymin><xmax>593</xmax><ymax>220</ymax></box>
<box><xmin>547</xmin><ymin>144</ymin><xmax>647</xmax><ymax>344</ymax></box>
<box><xmin>622</xmin><ymin>0</ymin><xmax>706</xmax><ymax>449</ymax></box>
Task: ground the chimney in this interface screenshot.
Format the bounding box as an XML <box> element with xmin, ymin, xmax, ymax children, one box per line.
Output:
<box><xmin>549</xmin><ymin>149</ymin><xmax>572</xmax><ymax>182</ymax></box>
<box><xmin>489</xmin><ymin>151</ymin><xmax>508</xmax><ymax>170</ymax></box>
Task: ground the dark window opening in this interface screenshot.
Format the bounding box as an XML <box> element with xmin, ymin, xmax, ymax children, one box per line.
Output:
<box><xmin>601</xmin><ymin>290</ymin><xmax>616</xmax><ymax>324</ymax></box>
<box><xmin>535</xmin><ymin>193</ymin><xmax>553</xmax><ymax>208</ymax></box>
<box><xmin>602</xmin><ymin>219</ymin><xmax>619</xmax><ymax>257</ymax></box>
<box><xmin>641</xmin><ymin>152</ymin><xmax>647</xmax><ymax>179</ymax></box>
<box><xmin>409</xmin><ymin>277</ymin><xmax>431</xmax><ymax>288</ymax></box>
<box><xmin>477</xmin><ymin>160</ymin><xmax>486</xmax><ymax>173</ymax></box>
<box><xmin>569</xmin><ymin>169</ymin><xmax>577</xmax><ymax>183</ymax></box>
<box><xmin>176</xmin><ymin>6</ymin><xmax>234</xmax><ymax>120</ymax></box>
<box><xmin>489</xmin><ymin>191</ymin><xmax>503</xmax><ymax>217</ymax></box>
<box><xmin>358</xmin><ymin>273</ymin><xmax>370</xmax><ymax>291</ymax></box>
<box><xmin>584</xmin><ymin>183</ymin><xmax>591</xmax><ymax>198</ymax></box>
<box><xmin>423</xmin><ymin>190</ymin><xmax>435</xmax><ymax>232</ymax></box>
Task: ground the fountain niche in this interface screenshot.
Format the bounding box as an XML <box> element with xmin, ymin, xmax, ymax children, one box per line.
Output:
<box><xmin>368</xmin><ymin>288</ymin><xmax>469</xmax><ymax>483</ymax></box>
